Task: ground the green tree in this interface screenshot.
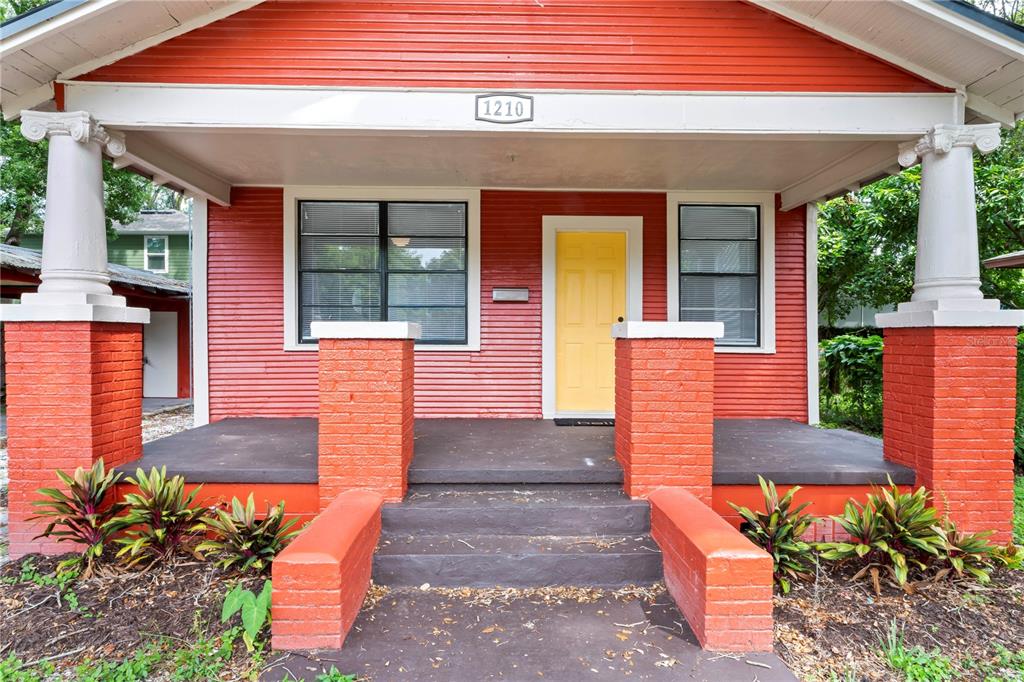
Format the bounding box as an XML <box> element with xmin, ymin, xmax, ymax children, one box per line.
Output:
<box><xmin>818</xmin><ymin>121</ymin><xmax>1024</xmax><ymax>326</ymax></box>
<box><xmin>0</xmin><ymin>0</ymin><xmax>154</xmax><ymax>245</ymax></box>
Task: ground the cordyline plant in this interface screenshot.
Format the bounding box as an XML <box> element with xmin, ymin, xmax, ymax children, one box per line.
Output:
<box><xmin>195</xmin><ymin>494</ymin><xmax>302</xmax><ymax>573</ymax></box>
<box><xmin>728</xmin><ymin>476</ymin><xmax>816</xmax><ymax>593</ymax></box>
<box><xmin>818</xmin><ymin>477</ymin><xmax>941</xmax><ymax>592</ymax></box>
<box><xmin>115</xmin><ymin>466</ymin><xmax>206</xmax><ymax>566</ymax></box>
<box><xmin>932</xmin><ymin>520</ymin><xmax>996</xmax><ymax>583</ymax></box>
<box><xmin>29</xmin><ymin>459</ymin><xmax>126</xmax><ymax>576</ymax></box>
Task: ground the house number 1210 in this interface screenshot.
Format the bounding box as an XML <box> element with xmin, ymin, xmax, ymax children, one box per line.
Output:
<box><xmin>475</xmin><ymin>94</ymin><xmax>534</xmax><ymax>124</ymax></box>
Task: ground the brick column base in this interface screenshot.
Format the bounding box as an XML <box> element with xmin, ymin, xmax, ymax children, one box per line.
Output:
<box><xmin>315</xmin><ymin>322</ymin><xmax>418</xmax><ymax>508</ymax></box>
<box><xmin>613</xmin><ymin>322</ymin><xmax>720</xmax><ymax>501</ymax></box>
<box><xmin>883</xmin><ymin>326</ymin><xmax>1018</xmax><ymax>542</ymax></box>
<box><xmin>5</xmin><ymin>321</ymin><xmax>143</xmax><ymax>558</ymax></box>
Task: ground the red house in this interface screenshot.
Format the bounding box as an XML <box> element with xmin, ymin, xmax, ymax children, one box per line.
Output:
<box><xmin>2</xmin><ymin>0</ymin><xmax>1022</xmax><ymax>654</ymax></box>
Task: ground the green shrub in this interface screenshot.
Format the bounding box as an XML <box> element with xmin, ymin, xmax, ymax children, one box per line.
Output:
<box><xmin>29</xmin><ymin>459</ymin><xmax>126</xmax><ymax>576</ymax></box>
<box><xmin>1014</xmin><ymin>476</ymin><xmax>1024</xmax><ymax>545</ymax></box>
<box><xmin>818</xmin><ymin>478</ymin><xmax>940</xmax><ymax>588</ymax></box>
<box><xmin>195</xmin><ymin>494</ymin><xmax>301</xmax><ymax>573</ymax></box>
<box><xmin>819</xmin><ymin>334</ymin><xmax>884</xmax><ymax>435</ymax></box>
<box><xmin>728</xmin><ymin>476</ymin><xmax>817</xmax><ymax>593</ymax></box>
<box><xmin>1016</xmin><ymin>333</ymin><xmax>1024</xmax><ymax>473</ymax></box>
<box><xmin>115</xmin><ymin>466</ymin><xmax>206</xmax><ymax>566</ymax></box>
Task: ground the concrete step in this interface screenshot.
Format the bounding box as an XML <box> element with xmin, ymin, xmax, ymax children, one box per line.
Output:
<box><xmin>383</xmin><ymin>484</ymin><xmax>650</xmax><ymax>536</ymax></box>
<box><xmin>372</xmin><ymin>533</ymin><xmax>663</xmax><ymax>588</ymax></box>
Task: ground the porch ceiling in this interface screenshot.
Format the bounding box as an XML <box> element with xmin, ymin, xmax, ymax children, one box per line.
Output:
<box><xmin>136</xmin><ymin>128</ymin><xmax>873</xmax><ymax>194</ymax></box>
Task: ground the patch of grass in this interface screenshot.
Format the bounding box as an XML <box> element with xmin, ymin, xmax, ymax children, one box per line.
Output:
<box><xmin>962</xmin><ymin>644</ymin><xmax>1024</xmax><ymax>682</ymax></box>
<box><xmin>1014</xmin><ymin>476</ymin><xmax>1023</xmax><ymax>545</ymax></box>
<box><xmin>72</xmin><ymin>644</ymin><xmax>162</xmax><ymax>682</ymax></box>
<box><xmin>168</xmin><ymin>617</ymin><xmax>240</xmax><ymax>682</ymax></box>
<box><xmin>879</xmin><ymin>620</ymin><xmax>956</xmax><ymax>682</ymax></box>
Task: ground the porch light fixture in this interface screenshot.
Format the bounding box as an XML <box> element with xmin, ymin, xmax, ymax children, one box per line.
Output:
<box><xmin>390</xmin><ymin>236</ymin><xmax>411</xmax><ymax>247</ymax></box>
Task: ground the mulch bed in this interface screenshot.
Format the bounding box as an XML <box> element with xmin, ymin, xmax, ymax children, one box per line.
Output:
<box><xmin>774</xmin><ymin>561</ymin><xmax>1024</xmax><ymax>680</ymax></box>
<box><xmin>0</xmin><ymin>551</ymin><xmax>263</xmax><ymax>677</ymax></box>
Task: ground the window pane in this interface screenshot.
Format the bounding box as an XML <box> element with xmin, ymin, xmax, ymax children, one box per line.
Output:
<box><xmin>300</xmin><ymin>202</ymin><xmax>379</xmax><ymax>235</ymax></box>
<box><xmin>681</xmin><ymin>205</ymin><xmax>757</xmax><ymax>240</ymax></box>
<box><xmin>300</xmin><ymin>235</ymin><xmax>379</xmax><ymax>270</ymax></box>
<box><xmin>145</xmin><ymin>237</ymin><xmax>166</xmax><ymax>254</ymax></box>
<box><xmin>388</xmin><ymin>237</ymin><xmax>465</xmax><ymax>271</ymax></box>
<box><xmin>301</xmin><ymin>305</ymin><xmax>381</xmax><ymax>341</ymax></box>
<box><xmin>388</xmin><ymin>273</ymin><xmax>466</xmax><ymax>306</ymax></box>
<box><xmin>301</xmin><ymin>272</ymin><xmax>380</xmax><ymax>307</ymax></box>
<box><xmin>147</xmin><ymin>255</ymin><xmax>166</xmax><ymax>271</ymax></box>
<box><xmin>680</xmin><ymin>275</ymin><xmax>758</xmax><ymax>345</ymax></box>
<box><xmin>388</xmin><ymin>306</ymin><xmax>466</xmax><ymax>343</ymax></box>
<box><xmin>388</xmin><ymin>203</ymin><xmax>466</xmax><ymax>237</ymax></box>
<box><xmin>679</xmin><ymin>307</ymin><xmax>757</xmax><ymax>345</ymax></box>
<box><xmin>680</xmin><ymin>275</ymin><xmax>757</xmax><ymax>310</ymax></box>
<box><xmin>680</xmin><ymin>240</ymin><xmax>756</xmax><ymax>274</ymax></box>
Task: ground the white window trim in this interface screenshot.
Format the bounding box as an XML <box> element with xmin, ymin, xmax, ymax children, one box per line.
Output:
<box><xmin>282</xmin><ymin>186</ymin><xmax>481</xmax><ymax>352</ymax></box>
<box><xmin>806</xmin><ymin>203</ymin><xmax>820</xmax><ymax>425</ymax></box>
<box><xmin>144</xmin><ymin>234</ymin><xmax>169</xmax><ymax>273</ymax></box>
<box><xmin>541</xmin><ymin>215</ymin><xmax>644</xmax><ymax>420</ymax></box>
<box><xmin>666</xmin><ymin>191</ymin><xmax>776</xmax><ymax>354</ymax></box>
<box><xmin>190</xmin><ymin>198</ymin><xmax>210</xmax><ymax>427</ymax></box>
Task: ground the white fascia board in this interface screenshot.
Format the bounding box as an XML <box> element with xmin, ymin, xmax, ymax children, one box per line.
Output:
<box><xmin>902</xmin><ymin>0</ymin><xmax>1024</xmax><ymax>62</ymax></box>
<box><xmin>0</xmin><ymin>0</ymin><xmax>124</xmax><ymax>58</ymax></box>
<box><xmin>121</xmin><ymin>132</ymin><xmax>232</xmax><ymax>206</ymax></box>
<box><xmin>64</xmin><ymin>82</ymin><xmax>962</xmax><ymax>137</ymax></box>
<box><xmin>779</xmin><ymin>141</ymin><xmax>897</xmax><ymax>210</ymax></box>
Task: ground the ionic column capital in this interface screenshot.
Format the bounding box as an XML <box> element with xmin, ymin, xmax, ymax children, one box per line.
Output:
<box><xmin>19</xmin><ymin>110</ymin><xmax>126</xmax><ymax>157</ymax></box>
<box><xmin>897</xmin><ymin>123</ymin><xmax>1001</xmax><ymax>167</ymax></box>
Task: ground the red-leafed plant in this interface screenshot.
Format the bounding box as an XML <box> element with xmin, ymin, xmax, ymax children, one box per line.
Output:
<box><xmin>29</xmin><ymin>459</ymin><xmax>126</xmax><ymax>576</ymax></box>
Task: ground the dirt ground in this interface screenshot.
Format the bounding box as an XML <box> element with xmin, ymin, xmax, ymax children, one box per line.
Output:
<box><xmin>0</xmin><ymin>551</ymin><xmax>263</xmax><ymax>678</ymax></box>
<box><xmin>774</xmin><ymin>561</ymin><xmax>1024</xmax><ymax>681</ymax></box>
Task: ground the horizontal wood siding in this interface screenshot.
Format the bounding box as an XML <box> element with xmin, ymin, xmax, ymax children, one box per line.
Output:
<box><xmin>206</xmin><ymin>188</ymin><xmax>806</xmax><ymax>420</ymax></box>
<box><xmin>80</xmin><ymin>0</ymin><xmax>940</xmax><ymax>92</ymax></box>
<box><xmin>713</xmin><ymin>202</ymin><xmax>808</xmax><ymax>421</ymax></box>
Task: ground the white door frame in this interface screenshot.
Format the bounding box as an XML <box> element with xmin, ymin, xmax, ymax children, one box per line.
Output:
<box><xmin>541</xmin><ymin>215</ymin><xmax>644</xmax><ymax>419</ymax></box>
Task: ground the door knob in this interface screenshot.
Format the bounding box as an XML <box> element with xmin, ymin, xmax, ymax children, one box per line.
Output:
<box><xmin>617</xmin><ymin>316</ymin><xmax>624</xmax><ymax>323</ymax></box>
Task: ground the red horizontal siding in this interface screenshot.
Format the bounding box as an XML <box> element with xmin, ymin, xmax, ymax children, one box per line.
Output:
<box><xmin>79</xmin><ymin>0</ymin><xmax>940</xmax><ymax>92</ymax></box>
<box><xmin>206</xmin><ymin>188</ymin><xmax>666</xmax><ymax>419</ymax></box>
<box><xmin>205</xmin><ymin>188</ymin><xmax>806</xmax><ymax>420</ymax></box>
<box><xmin>713</xmin><ymin>202</ymin><xmax>808</xmax><ymax>421</ymax></box>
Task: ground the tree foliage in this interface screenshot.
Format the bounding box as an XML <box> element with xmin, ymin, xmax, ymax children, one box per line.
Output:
<box><xmin>818</xmin><ymin>121</ymin><xmax>1024</xmax><ymax>325</ymax></box>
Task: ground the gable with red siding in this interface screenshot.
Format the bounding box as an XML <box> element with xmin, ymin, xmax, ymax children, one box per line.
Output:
<box><xmin>206</xmin><ymin>188</ymin><xmax>807</xmax><ymax>421</ymax></box>
<box><xmin>79</xmin><ymin>0</ymin><xmax>941</xmax><ymax>92</ymax></box>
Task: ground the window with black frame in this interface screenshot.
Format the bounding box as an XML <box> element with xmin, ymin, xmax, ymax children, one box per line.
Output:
<box><xmin>298</xmin><ymin>200</ymin><xmax>468</xmax><ymax>344</ymax></box>
<box><xmin>678</xmin><ymin>204</ymin><xmax>760</xmax><ymax>346</ymax></box>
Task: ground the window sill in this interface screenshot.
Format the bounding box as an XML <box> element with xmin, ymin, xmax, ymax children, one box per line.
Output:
<box><xmin>714</xmin><ymin>345</ymin><xmax>776</xmax><ymax>355</ymax></box>
<box><xmin>283</xmin><ymin>343</ymin><xmax>481</xmax><ymax>352</ymax></box>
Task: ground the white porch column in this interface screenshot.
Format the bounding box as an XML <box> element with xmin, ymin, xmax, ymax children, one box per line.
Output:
<box><xmin>881</xmin><ymin>123</ymin><xmax>1002</xmax><ymax>318</ymax></box>
<box><xmin>4</xmin><ymin>111</ymin><xmax>146</xmax><ymax>323</ymax></box>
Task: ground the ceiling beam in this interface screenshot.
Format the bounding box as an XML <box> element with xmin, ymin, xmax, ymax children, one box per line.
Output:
<box><xmin>121</xmin><ymin>132</ymin><xmax>232</xmax><ymax>206</ymax></box>
<box><xmin>966</xmin><ymin>91</ymin><xmax>1018</xmax><ymax>126</ymax></box>
<box><xmin>780</xmin><ymin>141</ymin><xmax>896</xmax><ymax>210</ymax></box>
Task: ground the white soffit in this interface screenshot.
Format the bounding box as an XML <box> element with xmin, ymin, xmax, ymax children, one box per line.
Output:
<box><xmin>130</xmin><ymin>127</ymin><xmax>868</xmax><ymax>192</ymax></box>
<box><xmin>753</xmin><ymin>0</ymin><xmax>1024</xmax><ymax>123</ymax></box>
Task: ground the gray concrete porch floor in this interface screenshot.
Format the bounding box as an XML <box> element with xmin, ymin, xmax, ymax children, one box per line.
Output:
<box><xmin>134</xmin><ymin>417</ymin><xmax>913</xmax><ymax>486</ymax></box>
<box><xmin>262</xmin><ymin>588</ymin><xmax>795</xmax><ymax>682</ymax></box>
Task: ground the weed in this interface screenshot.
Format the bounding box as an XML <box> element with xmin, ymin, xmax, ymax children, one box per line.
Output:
<box><xmin>316</xmin><ymin>666</ymin><xmax>358</xmax><ymax>682</ymax></box>
<box><xmin>169</xmin><ymin>617</ymin><xmax>240</xmax><ymax>682</ymax></box>
<box><xmin>0</xmin><ymin>655</ymin><xmax>55</xmax><ymax>682</ymax></box>
<box><xmin>221</xmin><ymin>579</ymin><xmax>272</xmax><ymax>651</ymax></box>
<box><xmin>72</xmin><ymin>644</ymin><xmax>163</xmax><ymax>682</ymax></box>
<box><xmin>878</xmin><ymin>620</ymin><xmax>956</xmax><ymax>682</ymax></box>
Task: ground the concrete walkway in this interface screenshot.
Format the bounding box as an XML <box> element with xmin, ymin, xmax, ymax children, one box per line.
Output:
<box><xmin>264</xmin><ymin>588</ymin><xmax>794</xmax><ymax>681</ymax></box>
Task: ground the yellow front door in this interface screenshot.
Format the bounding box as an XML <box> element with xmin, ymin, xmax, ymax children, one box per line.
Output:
<box><xmin>555</xmin><ymin>231</ymin><xmax>628</xmax><ymax>414</ymax></box>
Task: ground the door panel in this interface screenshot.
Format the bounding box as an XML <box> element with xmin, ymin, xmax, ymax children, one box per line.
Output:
<box><xmin>555</xmin><ymin>231</ymin><xmax>627</xmax><ymax>413</ymax></box>
<box><xmin>143</xmin><ymin>311</ymin><xmax>179</xmax><ymax>398</ymax></box>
